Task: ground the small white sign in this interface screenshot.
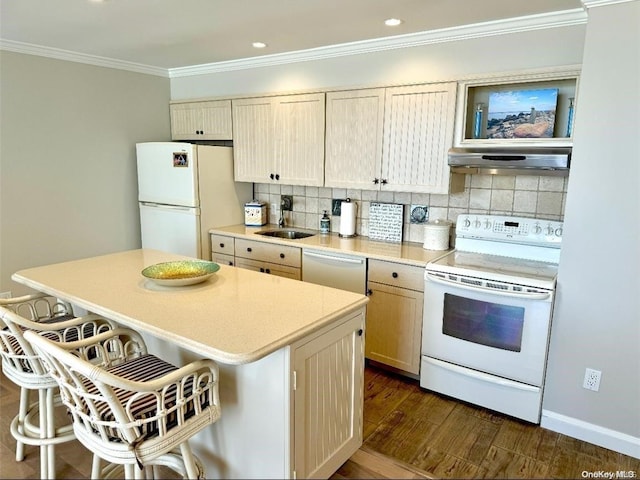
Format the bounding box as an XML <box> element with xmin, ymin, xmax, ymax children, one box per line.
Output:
<box><xmin>369</xmin><ymin>203</ymin><xmax>403</xmax><ymax>243</ymax></box>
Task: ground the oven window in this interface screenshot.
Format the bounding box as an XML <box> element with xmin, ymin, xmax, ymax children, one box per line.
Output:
<box><xmin>442</xmin><ymin>294</ymin><xmax>525</xmax><ymax>352</ymax></box>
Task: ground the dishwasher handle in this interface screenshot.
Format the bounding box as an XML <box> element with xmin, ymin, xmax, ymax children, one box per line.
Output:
<box><xmin>303</xmin><ymin>250</ymin><xmax>364</xmax><ymax>265</ymax></box>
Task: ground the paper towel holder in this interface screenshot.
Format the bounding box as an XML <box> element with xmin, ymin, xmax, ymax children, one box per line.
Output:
<box><xmin>338</xmin><ymin>198</ymin><xmax>358</xmax><ymax>238</ymax></box>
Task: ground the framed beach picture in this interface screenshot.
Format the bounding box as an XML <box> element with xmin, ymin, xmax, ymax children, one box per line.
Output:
<box><xmin>486</xmin><ymin>88</ymin><xmax>558</xmax><ymax>139</ymax></box>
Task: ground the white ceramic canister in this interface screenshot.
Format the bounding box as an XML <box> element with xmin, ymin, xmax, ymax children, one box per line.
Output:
<box><xmin>423</xmin><ymin>219</ymin><xmax>452</xmax><ymax>250</ymax></box>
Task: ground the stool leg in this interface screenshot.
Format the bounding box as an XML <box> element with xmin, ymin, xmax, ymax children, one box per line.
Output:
<box><xmin>179</xmin><ymin>442</ymin><xmax>199</xmax><ymax>479</ymax></box>
<box><xmin>38</xmin><ymin>389</ymin><xmax>48</xmax><ymax>479</ymax></box>
<box><xmin>45</xmin><ymin>387</ymin><xmax>56</xmax><ymax>479</ymax></box>
<box><xmin>15</xmin><ymin>387</ymin><xmax>29</xmax><ymax>461</ymax></box>
<box><xmin>91</xmin><ymin>454</ymin><xmax>102</xmax><ymax>479</ymax></box>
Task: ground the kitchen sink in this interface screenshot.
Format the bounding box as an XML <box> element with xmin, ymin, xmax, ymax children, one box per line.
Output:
<box><xmin>256</xmin><ymin>229</ymin><xmax>315</xmax><ymax>239</ymax></box>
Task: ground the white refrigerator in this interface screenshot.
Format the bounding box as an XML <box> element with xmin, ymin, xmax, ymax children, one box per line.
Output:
<box><xmin>136</xmin><ymin>142</ymin><xmax>252</xmax><ymax>260</ymax></box>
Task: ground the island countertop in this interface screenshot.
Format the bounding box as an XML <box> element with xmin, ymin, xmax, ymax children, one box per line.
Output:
<box><xmin>12</xmin><ymin>249</ymin><xmax>368</xmax><ymax>365</ymax></box>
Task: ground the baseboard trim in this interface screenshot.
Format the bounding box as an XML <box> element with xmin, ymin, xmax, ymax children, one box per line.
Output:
<box><xmin>541</xmin><ymin>409</ymin><xmax>640</xmax><ymax>459</ymax></box>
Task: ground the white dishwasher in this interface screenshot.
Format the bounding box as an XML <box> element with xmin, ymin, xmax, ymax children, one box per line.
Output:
<box><xmin>302</xmin><ymin>249</ymin><xmax>366</xmax><ymax>294</ymax></box>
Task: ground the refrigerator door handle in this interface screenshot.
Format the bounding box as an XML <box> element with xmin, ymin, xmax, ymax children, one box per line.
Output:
<box><xmin>140</xmin><ymin>202</ymin><xmax>194</xmax><ymax>212</ymax></box>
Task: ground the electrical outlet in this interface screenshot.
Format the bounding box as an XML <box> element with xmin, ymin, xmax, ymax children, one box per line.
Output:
<box><xmin>332</xmin><ymin>199</ymin><xmax>344</xmax><ymax>216</ymax></box>
<box><xmin>583</xmin><ymin>368</ymin><xmax>602</xmax><ymax>391</ymax></box>
<box><xmin>0</xmin><ymin>291</ymin><xmax>11</xmax><ymax>299</ymax></box>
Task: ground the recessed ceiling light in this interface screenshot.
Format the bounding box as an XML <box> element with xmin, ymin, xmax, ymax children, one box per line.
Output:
<box><xmin>384</xmin><ymin>18</ymin><xmax>403</xmax><ymax>27</ymax></box>
<box><xmin>252</xmin><ymin>42</ymin><xmax>267</xmax><ymax>49</ymax></box>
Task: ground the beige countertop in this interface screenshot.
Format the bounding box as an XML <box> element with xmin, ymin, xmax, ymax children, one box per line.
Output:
<box><xmin>210</xmin><ymin>224</ymin><xmax>452</xmax><ymax>267</ymax></box>
<box><xmin>12</xmin><ymin>249</ymin><xmax>368</xmax><ymax>365</ymax></box>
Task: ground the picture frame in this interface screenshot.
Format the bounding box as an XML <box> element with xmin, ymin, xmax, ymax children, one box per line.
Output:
<box><xmin>486</xmin><ymin>88</ymin><xmax>558</xmax><ymax>139</ymax></box>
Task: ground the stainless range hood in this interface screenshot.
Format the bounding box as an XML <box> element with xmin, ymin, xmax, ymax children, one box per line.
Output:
<box><xmin>448</xmin><ymin>147</ymin><xmax>571</xmax><ymax>177</ymax></box>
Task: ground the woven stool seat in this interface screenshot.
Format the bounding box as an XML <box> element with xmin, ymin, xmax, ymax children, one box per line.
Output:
<box><xmin>26</xmin><ymin>327</ymin><xmax>221</xmax><ymax>479</ymax></box>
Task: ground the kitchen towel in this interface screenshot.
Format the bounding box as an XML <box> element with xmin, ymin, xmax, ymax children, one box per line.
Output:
<box><xmin>339</xmin><ymin>200</ymin><xmax>357</xmax><ymax>237</ymax></box>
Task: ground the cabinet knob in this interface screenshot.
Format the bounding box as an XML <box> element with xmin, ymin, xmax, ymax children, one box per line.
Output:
<box><xmin>219</xmin><ymin>243</ymin><xmax>225</xmax><ymax>248</ymax></box>
<box><xmin>381</xmin><ymin>179</ymin><xmax>388</xmax><ymax>185</ymax></box>
<box><xmin>366</xmin><ymin>289</ymin><xmax>373</xmax><ymax>296</ymax></box>
<box><xmin>357</xmin><ymin>329</ymin><xmax>363</xmax><ymax>337</ymax></box>
<box><xmin>270</xmin><ymin>173</ymin><xmax>275</xmax><ymax>180</ymax></box>
<box><xmin>275</xmin><ymin>174</ymin><xmax>280</xmax><ymax>181</ymax></box>
<box><xmin>247</xmin><ymin>247</ymin><xmax>252</xmax><ymax>252</ymax></box>
<box><xmin>259</xmin><ymin>267</ymin><xmax>265</xmax><ymax>272</ymax></box>
<box><xmin>373</xmin><ymin>178</ymin><xmax>379</xmax><ymax>184</ymax></box>
<box><xmin>280</xmin><ymin>253</ymin><xmax>285</xmax><ymax>259</ymax></box>
<box><xmin>265</xmin><ymin>268</ymin><xmax>271</xmax><ymax>274</ymax></box>
<box><xmin>228</xmin><ymin>261</ymin><xmax>233</xmax><ymax>266</ymax></box>
<box><xmin>392</xmin><ymin>272</ymin><xmax>398</xmax><ymax>278</ymax></box>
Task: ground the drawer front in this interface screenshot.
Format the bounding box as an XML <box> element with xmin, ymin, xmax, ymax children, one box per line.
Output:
<box><xmin>368</xmin><ymin>259</ymin><xmax>424</xmax><ymax>291</ymax></box>
<box><xmin>235</xmin><ymin>258</ymin><xmax>301</xmax><ymax>280</ymax></box>
<box><xmin>212</xmin><ymin>252</ymin><xmax>235</xmax><ymax>266</ymax></box>
<box><xmin>235</xmin><ymin>239</ymin><xmax>301</xmax><ymax>268</ymax></box>
<box><xmin>211</xmin><ymin>234</ymin><xmax>235</xmax><ymax>255</ymax></box>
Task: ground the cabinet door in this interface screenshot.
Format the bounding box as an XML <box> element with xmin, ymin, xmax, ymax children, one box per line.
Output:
<box><xmin>325</xmin><ymin>89</ymin><xmax>385</xmax><ymax>189</ymax></box>
<box><xmin>235</xmin><ymin>258</ymin><xmax>301</xmax><ymax>280</ymax></box>
<box><xmin>232</xmin><ymin>97</ymin><xmax>275</xmax><ymax>183</ymax></box>
<box><xmin>170</xmin><ymin>100</ymin><xmax>232</xmax><ymax>140</ymax></box>
<box><xmin>274</xmin><ymin>93</ymin><xmax>325</xmax><ymax>186</ymax></box>
<box><xmin>366</xmin><ymin>282</ymin><xmax>424</xmax><ymax>375</ymax></box>
<box><xmin>292</xmin><ymin>312</ymin><xmax>364</xmax><ymax>479</ymax></box>
<box><xmin>382</xmin><ymin>83</ymin><xmax>458</xmax><ymax>193</ymax></box>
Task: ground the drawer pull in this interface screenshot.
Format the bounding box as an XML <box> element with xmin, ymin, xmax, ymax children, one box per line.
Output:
<box><xmin>280</xmin><ymin>253</ymin><xmax>285</xmax><ymax>259</ymax></box>
<box><xmin>392</xmin><ymin>272</ymin><xmax>398</xmax><ymax>278</ymax></box>
<box><xmin>247</xmin><ymin>247</ymin><xmax>252</xmax><ymax>252</ymax></box>
<box><xmin>265</xmin><ymin>268</ymin><xmax>271</xmax><ymax>274</ymax></box>
<box><xmin>219</xmin><ymin>243</ymin><xmax>225</xmax><ymax>248</ymax></box>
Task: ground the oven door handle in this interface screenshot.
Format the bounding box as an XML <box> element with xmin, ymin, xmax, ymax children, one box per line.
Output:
<box><xmin>425</xmin><ymin>272</ymin><xmax>552</xmax><ymax>300</ymax></box>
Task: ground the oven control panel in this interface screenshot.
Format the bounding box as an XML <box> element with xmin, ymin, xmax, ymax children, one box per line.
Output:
<box><xmin>456</xmin><ymin>214</ymin><xmax>562</xmax><ymax>247</ymax></box>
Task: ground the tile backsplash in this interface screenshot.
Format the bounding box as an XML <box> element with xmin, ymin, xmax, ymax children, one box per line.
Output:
<box><xmin>254</xmin><ymin>174</ymin><xmax>568</xmax><ymax>244</ymax></box>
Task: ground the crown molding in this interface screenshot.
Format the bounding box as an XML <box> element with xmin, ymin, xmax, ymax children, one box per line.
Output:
<box><xmin>169</xmin><ymin>9</ymin><xmax>587</xmax><ymax>78</ymax></box>
<box><xmin>0</xmin><ymin>39</ymin><xmax>169</xmax><ymax>77</ymax></box>
<box><xmin>1</xmin><ymin>8</ymin><xmax>587</xmax><ymax>79</ymax></box>
<box><xmin>581</xmin><ymin>0</ymin><xmax>637</xmax><ymax>8</ymax></box>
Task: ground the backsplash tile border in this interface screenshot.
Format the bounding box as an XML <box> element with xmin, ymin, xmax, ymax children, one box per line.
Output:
<box><xmin>255</xmin><ymin>174</ymin><xmax>568</xmax><ymax>243</ymax></box>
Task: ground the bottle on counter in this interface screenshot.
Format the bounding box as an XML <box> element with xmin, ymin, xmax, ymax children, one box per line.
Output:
<box><xmin>320</xmin><ymin>210</ymin><xmax>331</xmax><ymax>234</ymax></box>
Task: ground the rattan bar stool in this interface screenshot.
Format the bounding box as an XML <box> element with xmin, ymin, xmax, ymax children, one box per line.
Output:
<box><xmin>0</xmin><ymin>293</ymin><xmax>114</xmax><ymax>479</ymax></box>
<box><xmin>25</xmin><ymin>327</ymin><xmax>222</xmax><ymax>480</ymax></box>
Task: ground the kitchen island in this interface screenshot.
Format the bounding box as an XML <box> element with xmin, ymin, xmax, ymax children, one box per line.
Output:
<box><xmin>12</xmin><ymin>249</ymin><xmax>369</xmax><ymax>479</ymax></box>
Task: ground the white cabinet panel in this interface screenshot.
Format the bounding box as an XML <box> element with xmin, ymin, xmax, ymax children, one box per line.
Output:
<box><xmin>325</xmin><ymin>89</ymin><xmax>385</xmax><ymax>189</ymax></box>
<box><xmin>232</xmin><ymin>93</ymin><xmax>325</xmax><ymax>186</ymax></box>
<box><xmin>293</xmin><ymin>312</ymin><xmax>364</xmax><ymax>479</ymax></box>
<box><xmin>382</xmin><ymin>83</ymin><xmax>458</xmax><ymax>193</ymax></box>
<box><xmin>170</xmin><ymin>100</ymin><xmax>232</xmax><ymax>140</ymax></box>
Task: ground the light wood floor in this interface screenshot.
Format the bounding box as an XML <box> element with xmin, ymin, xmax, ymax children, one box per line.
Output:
<box><xmin>2</xmin><ymin>364</ymin><xmax>638</xmax><ymax>479</ymax></box>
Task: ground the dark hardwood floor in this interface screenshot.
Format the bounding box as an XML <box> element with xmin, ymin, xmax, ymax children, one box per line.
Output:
<box><xmin>1</xmin><ymin>364</ymin><xmax>638</xmax><ymax>479</ymax></box>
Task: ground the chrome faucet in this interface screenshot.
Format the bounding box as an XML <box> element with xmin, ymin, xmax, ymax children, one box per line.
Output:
<box><xmin>278</xmin><ymin>198</ymin><xmax>286</xmax><ymax>228</ymax></box>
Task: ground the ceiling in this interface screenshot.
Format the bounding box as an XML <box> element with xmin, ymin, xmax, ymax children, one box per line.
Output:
<box><xmin>0</xmin><ymin>0</ymin><xmax>584</xmax><ymax>72</ymax></box>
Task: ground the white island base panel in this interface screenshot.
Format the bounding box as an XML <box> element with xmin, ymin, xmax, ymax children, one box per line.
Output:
<box><xmin>143</xmin><ymin>309</ymin><xmax>365</xmax><ymax>479</ymax></box>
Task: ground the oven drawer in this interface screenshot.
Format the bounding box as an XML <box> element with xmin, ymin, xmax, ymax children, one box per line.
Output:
<box><xmin>368</xmin><ymin>259</ymin><xmax>423</xmax><ymax>291</ymax></box>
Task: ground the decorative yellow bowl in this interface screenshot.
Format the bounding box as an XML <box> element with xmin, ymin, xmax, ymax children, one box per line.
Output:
<box><xmin>142</xmin><ymin>260</ymin><xmax>220</xmax><ymax>286</ymax></box>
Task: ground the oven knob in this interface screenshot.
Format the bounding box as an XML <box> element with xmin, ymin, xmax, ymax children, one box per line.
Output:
<box><xmin>533</xmin><ymin>224</ymin><xmax>542</xmax><ymax>234</ymax></box>
<box><xmin>484</xmin><ymin>220</ymin><xmax>492</xmax><ymax>229</ymax></box>
<box><xmin>555</xmin><ymin>227</ymin><xmax>563</xmax><ymax>237</ymax></box>
<box><xmin>546</xmin><ymin>225</ymin><xmax>555</xmax><ymax>235</ymax></box>
<box><xmin>474</xmin><ymin>219</ymin><xmax>481</xmax><ymax>228</ymax></box>
<box><xmin>463</xmin><ymin>218</ymin><xmax>471</xmax><ymax>228</ymax></box>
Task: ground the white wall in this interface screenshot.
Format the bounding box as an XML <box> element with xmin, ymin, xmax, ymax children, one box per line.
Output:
<box><xmin>542</xmin><ymin>0</ymin><xmax>640</xmax><ymax>455</ymax></box>
<box><xmin>171</xmin><ymin>26</ymin><xmax>586</xmax><ymax>99</ymax></box>
<box><xmin>0</xmin><ymin>52</ymin><xmax>171</xmax><ymax>295</ymax></box>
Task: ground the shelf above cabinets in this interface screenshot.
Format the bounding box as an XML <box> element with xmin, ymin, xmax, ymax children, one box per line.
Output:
<box><xmin>454</xmin><ymin>69</ymin><xmax>580</xmax><ymax>148</ymax></box>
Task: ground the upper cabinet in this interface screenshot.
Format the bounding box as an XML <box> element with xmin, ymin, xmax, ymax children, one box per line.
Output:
<box><xmin>325</xmin><ymin>82</ymin><xmax>462</xmax><ymax>194</ymax></box>
<box><xmin>325</xmin><ymin>89</ymin><xmax>385</xmax><ymax>190</ymax></box>
<box><xmin>454</xmin><ymin>69</ymin><xmax>580</xmax><ymax>148</ymax></box>
<box><xmin>170</xmin><ymin>100</ymin><xmax>233</xmax><ymax>140</ymax></box>
<box><xmin>382</xmin><ymin>83</ymin><xmax>460</xmax><ymax>194</ymax></box>
<box><xmin>232</xmin><ymin>93</ymin><xmax>325</xmax><ymax>186</ymax></box>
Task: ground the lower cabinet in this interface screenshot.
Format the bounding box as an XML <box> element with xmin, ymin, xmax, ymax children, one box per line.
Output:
<box><xmin>291</xmin><ymin>310</ymin><xmax>365</xmax><ymax>479</ymax></box>
<box><xmin>366</xmin><ymin>259</ymin><xmax>424</xmax><ymax>375</ymax></box>
<box><xmin>211</xmin><ymin>234</ymin><xmax>236</xmax><ymax>266</ymax></box>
